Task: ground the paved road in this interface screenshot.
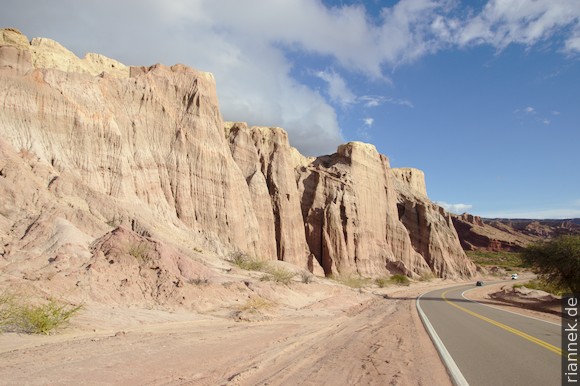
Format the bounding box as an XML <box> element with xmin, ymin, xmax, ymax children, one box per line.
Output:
<box><xmin>417</xmin><ymin>283</ymin><xmax>562</xmax><ymax>386</ymax></box>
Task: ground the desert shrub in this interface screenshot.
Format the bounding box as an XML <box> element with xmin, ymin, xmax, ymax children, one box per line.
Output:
<box><xmin>238</xmin><ymin>297</ymin><xmax>273</xmax><ymax>313</ymax></box>
<box><xmin>127</xmin><ymin>242</ymin><xmax>151</xmax><ymax>263</ymax></box>
<box><xmin>0</xmin><ymin>295</ymin><xmax>82</xmax><ymax>335</ymax></box>
<box><xmin>334</xmin><ymin>275</ymin><xmax>372</xmax><ymax>289</ymax></box>
<box><xmin>419</xmin><ymin>272</ymin><xmax>436</xmax><ymax>282</ymax></box>
<box><xmin>375</xmin><ymin>277</ymin><xmax>389</xmax><ymax>288</ymax></box>
<box><xmin>300</xmin><ymin>271</ymin><xmax>314</xmax><ymax>284</ymax></box>
<box><xmin>188</xmin><ymin>277</ymin><xmax>209</xmax><ymax>285</ymax></box>
<box><xmin>230</xmin><ymin>252</ymin><xmax>268</xmax><ymax>271</ymax></box>
<box><xmin>260</xmin><ymin>267</ymin><xmax>295</xmax><ymax>285</ymax></box>
<box><xmin>389</xmin><ymin>274</ymin><xmax>410</xmax><ymax>286</ymax></box>
<box><xmin>0</xmin><ymin>293</ymin><xmax>18</xmax><ymax>331</ymax></box>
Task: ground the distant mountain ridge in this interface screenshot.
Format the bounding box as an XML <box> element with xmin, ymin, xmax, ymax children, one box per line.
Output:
<box><xmin>452</xmin><ymin>214</ymin><xmax>580</xmax><ymax>252</ymax></box>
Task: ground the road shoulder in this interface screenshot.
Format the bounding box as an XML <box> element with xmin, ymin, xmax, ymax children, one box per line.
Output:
<box><xmin>462</xmin><ymin>281</ymin><xmax>561</xmax><ymax>324</ymax></box>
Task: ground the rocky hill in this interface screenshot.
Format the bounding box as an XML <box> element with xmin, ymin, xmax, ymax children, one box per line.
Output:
<box><xmin>0</xmin><ymin>28</ymin><xmax>475</xmax><ymax>307</ymax></box>
<box><xmin>452</xmin><ymin>213</ymin><xmax>580</xmax><ymax>252</ymax></box>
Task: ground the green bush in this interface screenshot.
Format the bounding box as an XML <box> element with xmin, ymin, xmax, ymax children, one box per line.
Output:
<box><xmin>0</xmin><ymin>295</ymin><xmax>82</xmax><ymax>335</ymax></box>
<box><xmin>389</xmin><ymin>274</ymin><xmax>410</xmax><ymax>286</ymax></box>
<box><xmin>375</xmin><ymin>277</ymin><xmax>389</xmax><ymax>288</ymax></box>
<box><xmin>0</xmin><ymin>293</ymin><xmax>17</xmax><ymax>331</ymax></box>
<box><xmin>522</xmin><ymin>235</ymin><xmax>580</xmax><ymax>294</ymax></box>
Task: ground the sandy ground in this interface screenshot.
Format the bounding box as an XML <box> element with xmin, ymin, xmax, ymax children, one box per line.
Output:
<box><xmin>0</xmin><ymin>278</ymin><xmax>458</xmax><ymax>386</ymax></box>
<box><xmin>1</xmin><ymin>268</ymin><xmax>560</xmax><ymax>386</ymax></box>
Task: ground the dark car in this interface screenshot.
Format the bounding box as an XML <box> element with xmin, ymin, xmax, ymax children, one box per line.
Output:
<box><xmin>476</xmin><ymin>281</ymin><xmax>484</xmax><ymax>286</ymax></box>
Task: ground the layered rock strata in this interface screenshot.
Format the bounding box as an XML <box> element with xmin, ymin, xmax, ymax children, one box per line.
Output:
<box><xmin>0</xmin><ymin>28</ymin><xmax>475</xmax><ymax>283</ymax></box>
<box><xmin>296</xmin><ymin>144</ymin><xmax>432</xmax><ymax>278</ymax></box>
<box><xmin>392</xmin><ymin>169</ymin><xmax>476</xmax><ymax>278</ymax></box>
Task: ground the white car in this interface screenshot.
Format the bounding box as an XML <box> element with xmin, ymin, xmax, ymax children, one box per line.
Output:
<box><xmin>511</xmin><ymin>273</ymin><xmax>518</xmax><ymax>280</ymax></box>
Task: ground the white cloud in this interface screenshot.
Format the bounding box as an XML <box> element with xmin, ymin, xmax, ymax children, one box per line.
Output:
<box><xmin>543</xmin><ymin>119</ymin><xmax>551</xmax><ymax>125</ymax></box>
<box><xmin>2</xmin><ymin>0</ymin><xmax>579</xmax><ymax>156</ymax></box>
<box><xmin>363</xmin><ymin>117</ymin><xmax>374</xmax><ymax>126</ymax></box>
<box><xmin>315</xmin><ymin>69</ymin><xmax>357</xmax><ymax>107</ymax></box>
<box><xmin>363</xmin><ymin>97</ymin><xmax>381</xmax><ymax>108</ymax></box>
<box><xmin>436</xmin><ymin>201</ymin><xmax>474</xmax><ymax>214</ymax></box>
<box><xmin>524</xmin><ymin>106</ymin><xmax>536</xmax><ymax>114</ymax></box>
<box><xmin>359</xmin><ymin>95</ymin><xmax>414</xmax><ymax>108</ymax></box>
<box><xmin>457</xmin><ymin>0</ymin><xmax>580</xmax><ymax>53</ymax></box>
<box><xmin>565</xmin><ymin>32</ymin><xmax>580</xmax><ymax>52</ymax></box>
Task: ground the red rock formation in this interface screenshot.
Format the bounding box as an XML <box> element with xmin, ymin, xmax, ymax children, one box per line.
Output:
<box><xmin>452</xmin><ymin>214</ymin><xmax>580</xmax><ymax>252</ymax></box>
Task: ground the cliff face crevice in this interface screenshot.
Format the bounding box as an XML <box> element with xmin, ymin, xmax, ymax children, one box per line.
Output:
<box><xmin>225</xmin><ymin>122</ymin><xmax>311</xmax><ymax>267</ymax></box>
<box><xmin>0</xmin><ymin>28</ymin><xmax>475</xmax><ymax>281</ymax></box>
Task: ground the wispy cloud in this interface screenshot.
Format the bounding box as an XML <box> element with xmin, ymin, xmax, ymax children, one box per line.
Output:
<box><xmin>315</xmin><ymin>69</ymin><xmax>357</xmax><ymax>107</ymax></box>
<box><xmin>436</xmin><ymin>202</ymin><xmax>473</xmax><ymax>214</ymax></box>
<box><xmin>457</xmin><ymin>0</ymin><xmax>580</xmax><ymax>54</ymax></box>
<box><xmin>359</xmin><ymin>95</ymin><xmax>414</xmax><ymax>108</ymax></box>
<box><xmin>515</xmin><ymin>106</ymin><xmax>558</xmax><ymax>126</ymax></box>
<box><xmin>363</xmin><ymin>117</ymin><xmax>374</xmax><ymax>126</ymax></box>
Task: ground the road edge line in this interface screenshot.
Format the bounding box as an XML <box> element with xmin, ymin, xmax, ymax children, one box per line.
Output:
<box><xmin>416</xmin><ymin>293</ymin><xmax>469</xmax><ymax>386</ymax></box>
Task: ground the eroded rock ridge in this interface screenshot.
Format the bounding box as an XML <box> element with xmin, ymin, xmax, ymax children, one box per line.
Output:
<box><xmin>0</xmin><ymin>28</ymin><xmax>475</xmax><ymax>289</ymax></box>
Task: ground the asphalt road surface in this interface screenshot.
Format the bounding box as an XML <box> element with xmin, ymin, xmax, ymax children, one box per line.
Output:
<box><xmin>417</xmin><ymin>283</ymin><xmax>562</xmax><ymax>386</ymax></box>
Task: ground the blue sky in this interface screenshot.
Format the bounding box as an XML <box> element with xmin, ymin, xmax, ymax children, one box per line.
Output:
<box><xmin>2</xmin><ymin>0</ymin><xmax>579</xmax><ymax>219</ymax></box>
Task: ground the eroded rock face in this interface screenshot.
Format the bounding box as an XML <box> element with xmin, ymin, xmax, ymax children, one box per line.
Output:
<box><xmin>449</xmin><ymin>214</ymin><xmax>580</xmax><ymax>252</ymax></box>
<box><xmin>0</xmin><ymin>28</ymin><xmax>475</xmax><ymax>285</ymax></box>
<box><xmin>0</xmin><ymin>28</ymin><xmax>266</xmax><ymax>262</ymax></box>
<box><xmin>225</xmin><ymin>122</ymin><xmax>311</xmax><ymax>267</ymax></box>
<box><xmin>392</xmin><ymin>170</ymin><xmax>477</xmax><ymax>278</ymax></box>
<box><xmin>0</xmin><ymin>27</ymin><xmax>129</xmax><ymax>77</ymax></box>
<box><xmin>297</xmin><ymin>142</ymin><xmax>432</xmax><ymax>278</ymax></box>
<box><xmin>391</xmin><ymin>168</ymin><xmax>427</xmax><ymax>197</ymax></box>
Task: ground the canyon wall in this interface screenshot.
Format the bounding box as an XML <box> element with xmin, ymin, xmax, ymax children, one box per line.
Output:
<box><xmin>0</xmin><ymin>28</ymin><xmax>475</xmax><ymax>282</ymax></box>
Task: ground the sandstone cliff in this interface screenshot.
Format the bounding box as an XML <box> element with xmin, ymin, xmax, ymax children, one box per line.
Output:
<box><xmin>0</xmin><ymin>28</ymin><xmax>475</xmax><ymax>295</ymax></box>
<box><xmin>392</xmin><ymin>169</ymin><xmax>476</xmax><ymax>277</ymax></box>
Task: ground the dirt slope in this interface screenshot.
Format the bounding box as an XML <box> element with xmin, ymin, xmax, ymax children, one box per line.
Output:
<box><xmin>0</xmin><ymin>281</ymin><xmax>453</xmax><ymax>386</ymax></box>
